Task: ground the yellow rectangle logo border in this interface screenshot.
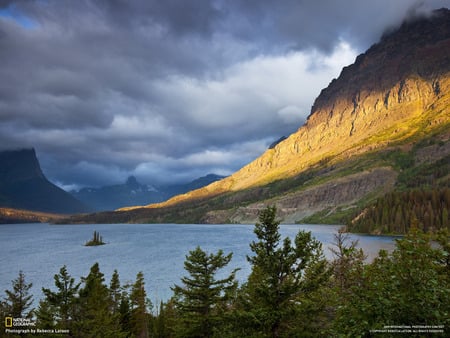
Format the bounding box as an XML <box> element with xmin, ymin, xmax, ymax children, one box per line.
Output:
<box><xmin>5</xmin><ymin>317</ymin><xmax>13</xmax><ymax>327</ymax></box>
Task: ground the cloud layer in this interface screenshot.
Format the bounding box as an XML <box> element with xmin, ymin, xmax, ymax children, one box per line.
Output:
<box><xmin>0</xmin><ymin>0</ymin><xmax>447</xmax><ymax>188</ymax></box>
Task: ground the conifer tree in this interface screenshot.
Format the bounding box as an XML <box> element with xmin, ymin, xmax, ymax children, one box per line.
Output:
<box><xmin>333</xmin><ymin>227</ymin><xmax>450</xmax><ymax>335</ymax></box>
<box><xmin>35</xmin><ymin>299</ymin><xmax>57</xmax><ymax>331</ymax></box>
<box><xmin>329</xmin><ymin>229</ymin><xmax>366</xmax><ymax>294</ymax></box>
<box><xmin>118</xmin><ymin>289</ymin><xmax>132</xmax><ymax>335</ymax></box>
<box><xmin>172</xmin><ymin>246</ymin><xmax>238</xmax><ymax>338</ymax></box>
<box><xmin>75</xmin><ymin>263</ymin><xmax>125</xmax><ymax>338</ymax></box>
<box><xmin>40</xmin><ymin>265</ymin><xmax>80</xmax><ymax>331</ymax></box>
<box><xmin>240</xmin><ymin>205</ymin><xmax>330</xmax><ymax>337</ymax></box>
<box><xmin>0</xmin><ymin>272</ymin><xmax>33</xmax><ymax>338</ymax></box>
<box><xmin>3</xmin><ymin>271</ymin><xmax>34</xmax><ymax>318</ymax></box>
<box><xmin>109</xmin><ymin>269</ymin><xmax>121</xmax><ymax>315</ymax></box>
<box><xmin>130</xmin><ymin>271</ymin><xmax>150</xmax><ymax>338</ymax></box>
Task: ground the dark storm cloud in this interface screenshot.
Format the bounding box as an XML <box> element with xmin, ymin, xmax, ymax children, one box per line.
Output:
<box><xmin>0</xmin><ymin>0</ymin><xmax>447</xmax><ymax>189</ymax></box>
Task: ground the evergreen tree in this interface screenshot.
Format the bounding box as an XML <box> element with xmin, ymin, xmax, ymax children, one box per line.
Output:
<box><xmin>329</xmin><ymin>229</ymin><xmax>366</xmax><ymax>295</ymax></box>
<box><xmin>152</xmin><ymin>301</ymin><xmax>176</xmax><ymax>338</ymax></box>
<box><xmin>333</xmin><ymin>227</ymin><xmax>450</xmax><ymax>335</ymax></box>
<box><xmin>130</xmin><ymin>271</ymin><xmax>150</xmax><ymax>338</ymax></box>
<box><xmin>35</xmin><ymin>299</ymin><xmax>55</xmax><ymax>326</ymax></box>
<box><xmin>152</xmin><ymin>299</ymin><xmax>177</xmax><ymax>338</ymax></box>
<box><xmin>239</xmin><ymin>205</ymin><xmax>330</xmax><ymax>337</ymax></box>
<box><xmin>327</xmin><ymin>230</ymin><xmax>366</xmax><ymax>336</ymax></box>
<box><xmin>172</xmin><ymin>246</ymin><xmax>238</xmax><ymax>338</ymax></box>
<box><xmin>74</xmin><ymin>263</ymin><xmax>125</xmax><ymax>338</ymax></box>
<box><xmin>109</xmin><ymin>269</ymin><xmax>121</xmax><ymax>315</ymax></box>
<box><xmin>118</xmin><ymin>289</ymin><xmax>132</xmax><ymax>335</ymax></box>
<box><xmin>40</xmin><ymin>265</ymin><xmax>80</xmax><ymax>332</ymax></box>
<box><xmin>2</xmin><ymin>271</ymin><xmax>34</xmax><ymax>318</ymax></box>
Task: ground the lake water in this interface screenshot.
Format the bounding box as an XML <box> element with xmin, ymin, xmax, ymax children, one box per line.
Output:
<box><xmin>0</xmin><ymin>223</ymin><xmax>397</xmax><ymax>305</ymax></box>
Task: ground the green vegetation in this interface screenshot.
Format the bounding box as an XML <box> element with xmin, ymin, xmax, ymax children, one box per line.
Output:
<box><xmin>397</xmin><ymin>154</ymin><xmax>450</xmax><ymax>190</ymax></box>
<box><xmin>234</xmin><ymin>206</ymin><xmax>330</xmax><ymax>337</ymax></box>
<box><xmin>349</xmin><ymin>188</ymin><xmax>450</xmax><ymax>234</ymax></box>
<box><xmin>2</xmin><ymin>206</ymin><xmax>449</xmax><ymax>337</ymax></box>
<box><xmin>299</xmin><ymin>137</ymin><xmax>450</xmax><ymax>227</ymax></box>
<box><xmin>1</xmin><ymin>271</ymin><xmax>33</xmax><ymax>319</ymax></box>
<box><xmin>84</xmin><ymin>230</ymin><xmax>105</xmax><ymax>246</ymax></box>
<box><xmin>171</xmin><ymin>247</ymin><xmax>238</xmax><ymax>337</ymax></box>
<box><xmin>330</xmin><ymin>227</ymin><xmax>450</xmax><ymax>336</ymax></box>
<box><xmin>299</xmin><ymin>206</ymin><xmax>357</xmax><ymax>225</ymax></box>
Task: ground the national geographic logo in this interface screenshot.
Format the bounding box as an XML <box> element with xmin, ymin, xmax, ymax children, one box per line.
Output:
<box><xmin>5</xmin><ymin>317</ymin><xmax>12</xmax><ymax>328</ymax></box>
<box><xmin>4</xmin><ymin>317</ymin><xmax>36</xmax><ymax>327</ymax></box>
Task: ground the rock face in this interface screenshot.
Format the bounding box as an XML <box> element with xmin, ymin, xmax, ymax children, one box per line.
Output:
<box><xmin>0</xmin><ymin>148</ymin><xmax>89</xmax><ymax>214</ymax></box>
<box><xmin>149</xmin><ymin>10</ymin><xmax>449</xmax><ymax>203</ymax></box>
<box><xmin>227</xmin><ymin>8</ymin><xmax>450</xmax><ymax>191</ymax></box>
<box><xmin>201</xmin><ymin>167</ymin><xmax>398</xmax><ymax>224</ymax></box>
<box><xmin>72</xmin><ymin>9</ymin><xmax>450</xmax><ymax>224</ymax></box>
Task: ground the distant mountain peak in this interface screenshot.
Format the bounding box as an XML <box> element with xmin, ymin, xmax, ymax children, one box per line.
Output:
<box><xmin>126</xmin><ymin>175</ymin><xmax>139</xmax><ymax>188</ymax></box>
<box><xmin>71</xmin><ymin>173</ymin><xmax>225</xmax><ymax>211</ymax></box>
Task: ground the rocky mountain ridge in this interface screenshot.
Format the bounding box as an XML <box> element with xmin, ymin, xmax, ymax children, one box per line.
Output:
<box><xmin>68</xmin><ymin>9</ymin><xmax>450</xmax><ymax>225</ymax></box>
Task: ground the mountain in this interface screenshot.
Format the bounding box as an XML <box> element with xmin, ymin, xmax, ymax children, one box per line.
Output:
<box><xmin>67</xmin><ymin>9</ymin><xmax>450</xmax><ymax>226</ymax></box>
<box><xmin>71</xmin><ymin>176</ymin><xmax>160</xmax><ymax>211</ymax></box>
<box><xmin>0</xmin><ymin>148</ymin><xmax>90</xmax><ymax>215</ymax></box>
<box><xmin>71</xmin><ymin>174</ymin><xmax>225</xmax><ymax>211</ymax></box>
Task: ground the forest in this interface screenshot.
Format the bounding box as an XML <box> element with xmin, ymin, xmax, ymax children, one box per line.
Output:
<box><xmin>349</xmin><ymin>188</ymin><xmax>450</xmax><ymax>234</ymax></box>
<box><xmin>1</xmin><ymin>206</ymin><xmax>449</xmax><ymax>337</ymax></box>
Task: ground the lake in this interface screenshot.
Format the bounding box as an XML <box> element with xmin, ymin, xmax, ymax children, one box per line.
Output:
<box><xmin>0</xmin><ymin>223</ymin><xmax>397</xmax><ymax>304</ymax></box>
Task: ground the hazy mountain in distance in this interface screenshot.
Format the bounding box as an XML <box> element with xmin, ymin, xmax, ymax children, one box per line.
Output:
<box><xmin>71</xmin><ymin>174</ymin><xmax>226</xmax><ymax>211</ymax></box>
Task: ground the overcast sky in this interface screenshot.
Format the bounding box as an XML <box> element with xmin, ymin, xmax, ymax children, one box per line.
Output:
<box><xmin>0</xmin><ymin>0</ymin><xmax>448</xmax><ymax>190</ymax></box>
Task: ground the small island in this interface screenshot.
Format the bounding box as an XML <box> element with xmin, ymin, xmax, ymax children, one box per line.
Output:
<box><xmin>85</xmin><ymin>230</ymin><xmax>106</xmax><ymax>246</ymax></box>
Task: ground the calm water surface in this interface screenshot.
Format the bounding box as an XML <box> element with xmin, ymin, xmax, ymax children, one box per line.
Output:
<box><xmin>0</xmin><ymin>223</ymin><xmax>396</xmax><ymax>303</ymax></box>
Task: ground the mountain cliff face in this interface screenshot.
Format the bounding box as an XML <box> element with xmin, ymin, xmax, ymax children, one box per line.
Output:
<box><xmin>224</xmin><ymin>8</ymin><xmax>450</xmax><ymax>191</ymax></box>
<box><xmin>71</xmin><ymin>9</ymin><xmax>450</xmax><ymax>224</ymax></box>
<box><xmin>0</xmin><ymin>148</ymin><xmax>90</xmax><ymax>214</ymax></box>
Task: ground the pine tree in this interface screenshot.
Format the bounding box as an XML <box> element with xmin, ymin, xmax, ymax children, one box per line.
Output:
<box><xmin>40</xmin><ymin>265</ymin><xmax>80</xmax><ymax>331</ymax></box>
<box><xmin>130</xmin><ymin>271</ymin><xmax>150</xmax><ymax>338</ymax></box>
<box><xmin>118</xmin><ymin>289</ymin><xmax>132</xmax><ymax>335</ymax></box>
<box><xmin>172</xmin><ymin>246</ymin><xmax>238</xmax><ymax>338</ymax></box>
<box><xmin>329</xmin><ymin>229</ymin><xmax>366</xmax><ymax>294</ymax></box>
<box><xmin>109</xmin><ymin>270</ymin><xmax>121</xmax><ymax>315</ymax></box>
<box><xmin>75</xmin><ymin>263</ymin><xmax>125</xmax><ymax>338</ymax></box>
<box><xmin>3</xmin><ymin>271</ymin><xmax>34</xmax><ymax>318</ymax></box>
<box><xmin>35</xmin><ymin>299</ymin><xmax>58</xmax><ymax>336</ymax></box>
<box><xmin>240</xmin><ymin>205</ymin><xmax>330</xmax><ymax>337</ymax></box>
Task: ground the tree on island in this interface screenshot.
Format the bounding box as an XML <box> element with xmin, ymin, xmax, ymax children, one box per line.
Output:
<box><xmin>85</xmin><ymin>230</ymin><xmax>105</xmax><ymax>246</ymax></box>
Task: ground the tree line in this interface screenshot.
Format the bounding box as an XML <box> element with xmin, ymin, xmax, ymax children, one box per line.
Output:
<box><xmin>349</xmin><ymin>188</ymin><xmax>450</xmax><ymax>234</ymax></box>
<box><xmin>1</xmin><ymin>206</ymin><xmax>449</xmax><ymax>337</ymax></box>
